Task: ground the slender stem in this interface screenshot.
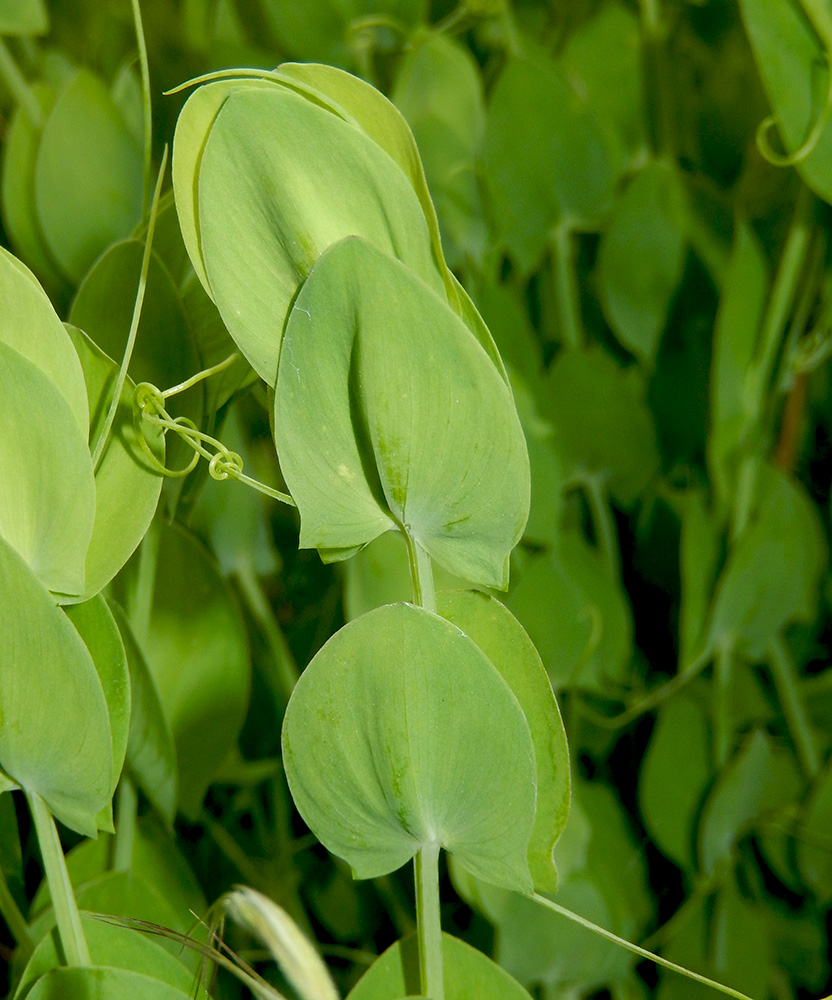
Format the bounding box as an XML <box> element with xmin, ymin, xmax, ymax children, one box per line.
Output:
<box><xmin>414</xmin><ymin>841</ymin><xmax>443</xmax><ymax>1000</ymax></box>
<box><xmin>638</xmin><ymin>0</ymin><xmax>675</xmax><ymax>157</ymax></box>
<box><xmin>130</xmin><ymin>517</ymin><xmax>161</xmax><ymax>645</ymax></box>
<box><xmin>0</xmin><ymin>37</ymin><xmax>44</xmax><ymax>129</ymax></box>
<box><xmin>768</xmin><ymin>636</ymin><xmax>820</xmax><ymax>778</ymax></box>
<box><xmin>129</xmin><ymin>0</ymin><xmax>152</xmax><ymax>218</ymax></box>
<box><xmin>404</xmin><ymin>531</ymin><xmax>436</xmax><ymax>613</ymax></box>
<box><xmin>530</xmin><ymin>894</ymin><xmax>755</xmax><ymax>1000</ymax></box>
<box><xmin>112</xmin><ymin>776</ymin><xmax>138</xmax><ymax>872</ymax></box>
<box><xmin>751</xmin><ymin>186</ymin><xmax>814</xmax><ymax>429</ymax></box>
<box><xmin>234</xmin><ymin>562</ymin><xmax>299</xmax><ymax>712</ymax></box>
<box><xmin>0</xmin><ymin>864</ymin><xmax>34</xmax><ymax>957</ymax></box>
<box><xmin>550</xmin><ymin>224</ymin><xmax>584</xmax><ymax>350</ymax></box>
<box><xmin>28</xmin><ymin>793</ymin><xmax>91</xmax><ymax>967</ymax></box>
<box><xmin>92</xmin><ymin>147</ymin><xmax>168</xmax><ymax>470</ymax></box>
<box><xmin>580</xmin><ymin>473</ymin><xmax>618</xmax><ymax>577</ymax></box>
<box><xmin>713</xmin><ymin>641</ymin><xmax>732</xmax><ymax>769</ymax></box>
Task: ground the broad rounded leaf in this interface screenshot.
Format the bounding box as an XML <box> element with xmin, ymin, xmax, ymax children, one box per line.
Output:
<box><xmin>0</xmin><ymin>538</ymin><xmax>112</xmax><ymax>837</ymax></box>
<box><xmin>282</xmin><ymin>603</ymin><xmax>536</xmax><ymax>892</ymax></box>
<box><xmin>64</xmin><ymin>325</ymin><xmax>164</xmax><ymax>601</ymax></box>
<box><xmin>436</xmin><ymin>591</ymin><xmax>570</xmax><ymax>893</ymax></box>
<box><xmin>0</xmin><ymin>342</ymin><xmax>95</xmax><ymax>596</ymax></box>
<box><xmin>63</xmin><ymin>596</ymin><xmax>131</xmax><ymax>825</ymax></box>
<box><xmin>34</xmin><ymin>69</ymin><xmax>143</xmax><ymax>282</ymax></box>
<box><xmin>275</xmin><ymin>237</ymin><xmax>529</xmax><ymax>588</ymax></box>
<box><xmin>347</xmin><ymin>932</ymin><xmax>532</xmax><ymax>1000</ymax></box>
<box><xmin>115</xmin><ymin>523</ymin><xmax>250</xmax><ymax>819</ymax></box>
<box><xmin>597</xmin><ymin>161</ymin><xmax>687</xmax><ymax>365</ymax></box>
<box><xmin>25</xmin><ymin>966</ymin><xmax>197</xmax><ymax>1000</ymax></box>
<box><xmin>0</xmin><ymin>245</ymin><xmax>87</xmax><ymax>432</ymax></box>
<box><xmin>196</xmin><ymin>82</ymin><xmax>443</xmax><ymax>383</ymax></box>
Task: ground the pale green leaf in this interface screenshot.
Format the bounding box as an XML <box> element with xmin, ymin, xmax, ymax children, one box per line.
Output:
<box><xmin>347</xmin><ymin>932</ymin><xmax>532</xmax><ymax>1000</ymax></box>
<box><xmin>282</xmin><ymin>603</ymin><xmax>536</xmax><ymax>891</ymax></box>
<box><xmin>275</xmin><ymin>237</ymin><xmax>529</xmax><ymax>588</ymax></box>
<box><xmin>63</xmin><ymin>595</ymin><xmax>131</xmax><ymax>830</ymax></box>
<box><xmin>436</xmin><ymin>591</ymin><xmax>570</xmax><ymax>893</ymax></box>
<box><xmin>195</xmin><ymin>81</ymin><xmax>442</xmax><ymax>383</ymax></box>
<box><xmin>34</xmin><ymin>69</ymin><xmax>143</xmax><ymax>282</ymax></box>
<box><xmin>0</xmin><ymin>342</ymin><xmax>95</xmax><ymax>596</ymax></box>
<box><xmin>0</xmin><ymin>0</ymin><xmax>48</xmax><ymax>34</ymax></box>
<box><xmin>25</xmin><ymin>966</ymin><xmax>198</xmax><ymax>1000</ymax></box>
<box><xmin>0</xmin><ymin>538</ymin><xmax>112</xmax><ymax>837</ymax></box>
<box><xmin>64</xmin><ymin>324</ymin><xmax>164</xmax><ymax>601</ymax></box>
<box><xmin>0</xmin><ymin>245</ymin><xmax>87</xmax><ymax>434</ymax></box>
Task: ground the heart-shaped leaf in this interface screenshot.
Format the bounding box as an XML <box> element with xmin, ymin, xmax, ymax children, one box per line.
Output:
<box><xmin>0</xmin><ymin>341</ymin><xmax>95</xmax><ymax>597</ymax></box>
<box><xmin>347</xmin><ymin>932</ymin><xmax>532</xmax><ymax>1000</ymax></box>
<box><xmin>189</xmin><ymin>80</ymin><xmax>442</xmax><ymax>383</ymax></box>
<box><xmin>274</xmin><ymin>237</ymin><xmax>529</xmax><ymax>588</ymax></box>
<box><xmin>282</xmin><ymin>603</ymin><xmax>536</xmax><ymax>892</ymax></box>
<box><xmin>0</xmin><ymin>538</ymin><xmax>112</xmax><ymax>837</ymax></box>
<box><xmin>34</xmin><ymin>68</ymin><xmax>143</xmax><ymax>282</ymax></box>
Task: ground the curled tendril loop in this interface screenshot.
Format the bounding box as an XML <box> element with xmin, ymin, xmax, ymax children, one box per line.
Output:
<box><xmin>209</xmin><ymin>449</ymin><xmax>244</xmax><ymax>481</ymax></box>
<box><xmin>756</xmin><ymin>63</ymin><xmax>832</xmax><ymax>167</ymax></box>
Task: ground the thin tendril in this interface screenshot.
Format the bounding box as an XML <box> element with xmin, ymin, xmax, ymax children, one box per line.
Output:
<box><xmin>161</xmin><ymin>353</ymin><xmax>240</xmax><ymax>399</ymax></box>
<box><xmin>91</xmin><ymin>147</ymin><xmax>168</xmax><ymax>471</ymax></box>
<box><xmin>129</xmin><ymin>0</ymin><xmax>152</xmax><ymax>217</ymax></box>
<box><xmin>133</xmin><ymin>381</ymin><xmax>296</xmax><ymax>506</ymax></box>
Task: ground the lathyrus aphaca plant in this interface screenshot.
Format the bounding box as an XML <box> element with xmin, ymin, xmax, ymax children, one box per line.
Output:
<box><xmin>167</xmin><ymin>60</ymin><xmax>571</xmax><ymax>998</ymax></box>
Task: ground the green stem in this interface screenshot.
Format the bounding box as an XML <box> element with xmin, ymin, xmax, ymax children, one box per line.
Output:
<box><xmin>404</xmin><ymin>531</ymin><xmax>436</xmax><ymax>613</ymax></box>
<box><xmin>580</xmin><ymin>473</ymin><xmax>618</xmax><ymax>577</ymax></box>
<box><xmin>129</xmin><ymin>517</ymin><xmax>161</xmax><ymax>644</ymax></box>
<box><xmin>0</xmin><ymin>37</ymin><xmax>44</xmax><ymax>129</ymax></box>
<box><xmin>414</xmin><ymin>841</ymin><xmax>443</xmax><ymax>1000</ymax></box>
<box><xmin>550</xmin><ymin>224</ymin><xmax>584</xmax><ymax>350</ymax></box>
<box><xmin>92</xmin><ymin>147</ymin><xmax>167</xmax><ymax>471</ymax></box>
<box><xmin>714</xmin><ymin>641</ymin><xmax>733</xmax><ymax>769</ymax></box>
<box><xmin>112</xmin><ymin>776</ymin><xmax>138</xmax><ymax>872</ymax></box>
<box><xmin>129</xmin><ymin>0</ymin><xmax>152</xmax><ymax>218</ymax></box>
<box><xmin>530</xmin><ymin>894</ymin><xmax>755</xmax><ymax>1000</ymax></box>
<box><xmin>0</xmin><ymin>865</ymin><xmax>34</xmax><ymax>958</ymax></box>
<box><xmin>768</xmin><ymin>636</ymin><xmax>820</xmax><ymax>779</ymax></box>
<box><xmin>751</xmin><ymin>185</ymin><xmax>814</xmax><ymax>429</ymax></box>
<box><xmin>234</xmin><ymin>562</ymin><xmax>299</xmax><ymax>712</ymax></box>
<box><xmin>638</xmin><ymin>0</ymin><xmax>676</xmax><ymax>157</ymax></box>
<box><xmin>28</xmin><ymin>793</ymin><xmax>91</xmax><ymax>967</ymax></box>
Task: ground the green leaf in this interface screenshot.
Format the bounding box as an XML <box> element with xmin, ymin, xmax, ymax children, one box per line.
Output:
<box><xmin>16</xmin><ymin>914</ymin><xmax>208</xmax><ymax>1000</ymax></box>
<box><xmin>558</xmin><ymin>1</ymin><xmax>647</xmax><ymax>165</ymax></box>
<box><xmin>282</xmin><ymin>603</ymin><xmax>536</xmax><ymax>891</ymax></box>
<box><xmin>0</xmin><ymin>245</ymin><xmax>87</xmax><ymax>435</ymax></box>
<box><xmin>110</xmin><ymin>602</ymin><xmax>178</xmax><ymax>823</ymax></box>
<box><xmin>347</xmin><ymin>932</ymin><xmax>532</xmax><ymax>1000</ymax></box>
<box><xmin>115</xmin><ymin>523</ymin><xmax>250</xmax><ymax>819</ymax></box>
<box><xmin>638</xmin><ymin>692</ymin><xmax>711</xmax><ymax>871</ymax></box>
<box><xmin>63</xmin><ymin>596</ymin><xmax>131</xmax><ymax>830</ymax></box>
<box><xmin>679</xmin><ymin>490</ymin><xmax>722</xmax><ymax>665</ymax></box>
<box><xmin>0</xmin><ymin>538</ymin><xmax>112</xmax><ymax>837</ymax></box>
<box><xmin>436</xmin><ymin>590</ymin><xmax>570</xmax><ymax>893</ymax></box>
<box><xmin>707</xmin><ymin>220</ymin><xmax>769</xmax><ymax>502</ymax></box>
<box><xmin>0</xmin><ymin>0</ymin><xmax>48</xmax><ymax>34</ymax></box>
<box><xmin>698</xmin><ymin>729</ymin><xmax>772</xmax><ymax>876</ymax></box>
<box><xmin>34</xmin><ymin>69</ymin><xmax>143</xmax><ymax>283</ymax></box>
<box><xmin>24</xmin><ymin>966</ymin><xmax>198</xmax><ymax>1000</ymax></box>
<box><xmin>707</xmin><ymin>462</ymin><xmax>826</xmax><ymax>658</ymax></box>
<box><xmin>508</xmin><ymin>532</ymin><xmax>633</xmax><ymax>695</ymax></box>
<box><xmin>190</xmin><ymin>79</ymin><xmax>443</xmax><ymax>383</ymax></box>
<box><xmin>64</xmin><ymin>324</ymin><xmax>164</xmax><ymax>601</ymax></box>
<box><xmin>0</xmin><ymin>85</ymin><xmax>65</xmax><ymax>292</ymax></box>
<box><xmin>797</xmin><ymin>755</ymin><xmax>832</xmax><ymax>901</ymax></box>
<box><xmin>597</xmin><ymin>160</ymin><xmax>687</xmax><ymax>365</ymax></box>
<box><xmin>484</xmin><ymin>54</ymin><xmax>620</xmax><ymax>272</ymax></box>
<box><xmin>739</xmin><ymin>0</ymin><xmax>832</xmax><ymax>204</ymax></box>
<box><xmin>0</xmin><ymin>341</ymin><xmax>95</xmax><ymax>597</ymax></box>
<box><xmin>275</xmin><ymin>237</ymin><xmax>529</xmax><ymax>588</ymax></box>
<box><xmin>541</xmin><ymin>346</ymin><xmax>659</xmax><ymax>507</ymax></box>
